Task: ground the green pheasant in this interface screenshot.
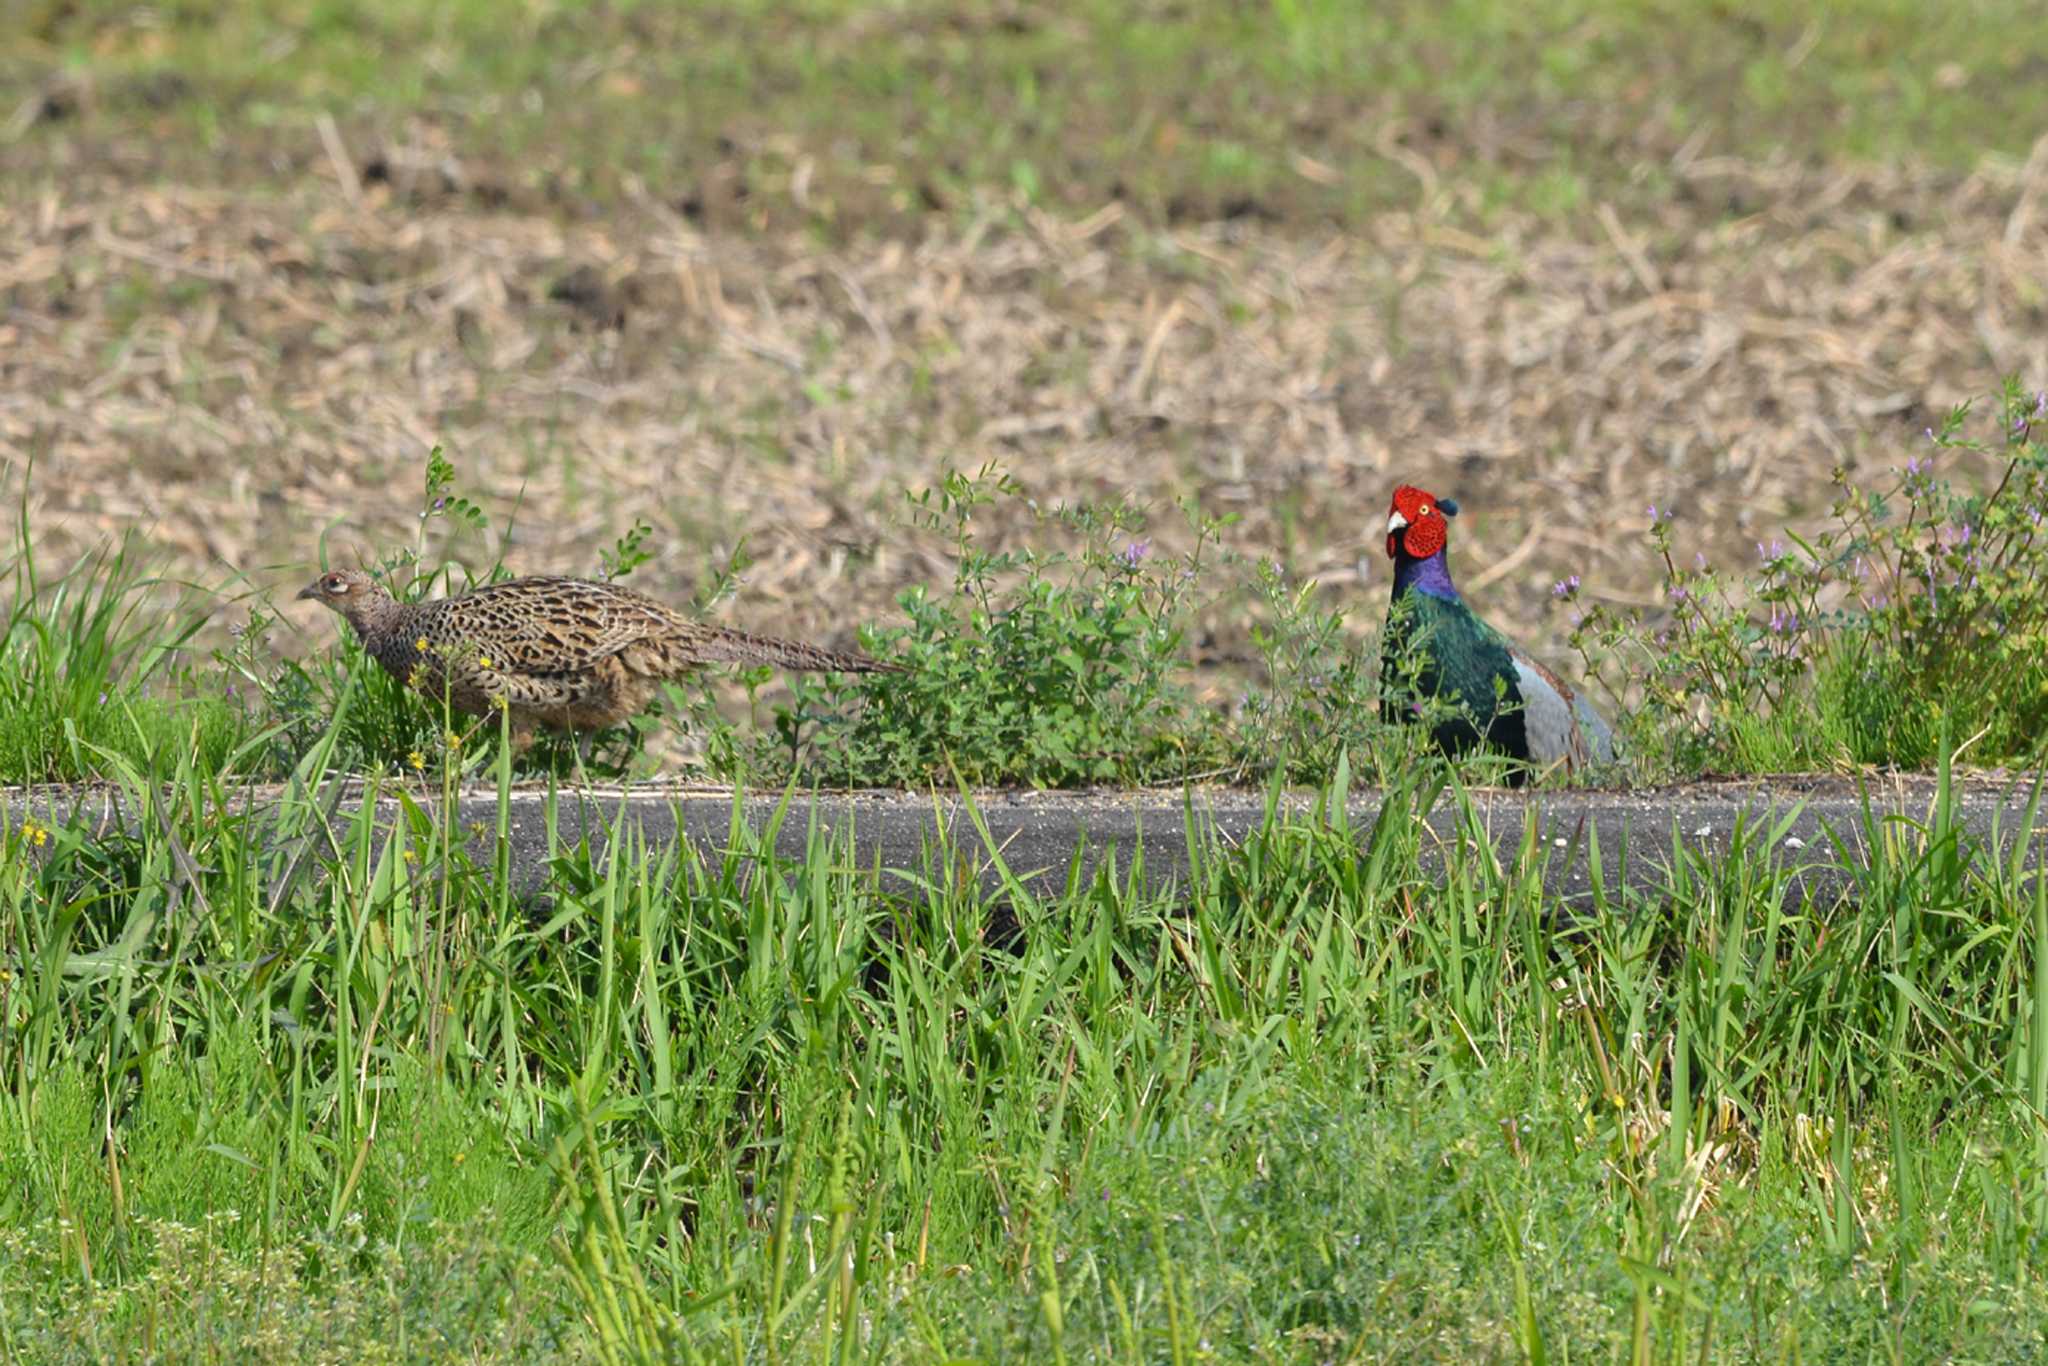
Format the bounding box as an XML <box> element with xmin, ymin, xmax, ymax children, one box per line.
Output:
<box><xmin>1379</xmin><ymin>484</ymin><xmax>1614</xmax><ymax>781</ymax></box>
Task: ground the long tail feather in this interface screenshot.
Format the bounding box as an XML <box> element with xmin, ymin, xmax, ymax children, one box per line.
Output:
<box><xmin>682</xmin><ymin>625</ymin><xmax>901</xmax><ymax>674</ymax></box>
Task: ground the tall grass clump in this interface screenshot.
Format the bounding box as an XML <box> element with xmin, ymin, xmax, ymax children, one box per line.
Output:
<box><xmin>0</xmin><ymin>492</ymin><xmax>247</xmax><ymax>783</ymax></box>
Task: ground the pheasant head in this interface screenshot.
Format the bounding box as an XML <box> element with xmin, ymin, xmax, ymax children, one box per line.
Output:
<box><xmin>297</xmin><ymin>568</ymin><xmax>406</xmax><ymax>636</ymax></box>
<box><xmin>1384</xmin><ymin>484</ymin><xmax>1459</xmax><ymax>562</ymax></box>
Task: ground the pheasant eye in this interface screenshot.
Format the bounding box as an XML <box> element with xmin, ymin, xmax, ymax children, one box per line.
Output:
<box><xmin>326</xmin><ymin>574</ymin><xmax>348</xmax><ymax>593</ymax></box>
<box><xmin>1420</xmin><ymin>505</ymin><xmax>1432</xmax><ymax>516</ymax></box>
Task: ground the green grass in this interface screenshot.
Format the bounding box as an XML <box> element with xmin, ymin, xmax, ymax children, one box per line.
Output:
<box><xmin>0</xmin><ymin>501</ymin><xmax>252</xmax><ymax>786</ymax></box>
<box><xmin>5</xmin><ymin>733</ymin><xmax>2048</xmax><ymax>1358</ymax></box>
<box><xmin>8</xmin><ymin>0</ymin><xmax>2045</xmax><ymax>229</ymax></box>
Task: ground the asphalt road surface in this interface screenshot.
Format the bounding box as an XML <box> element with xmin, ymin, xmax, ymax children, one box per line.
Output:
<box><xmin>9</xmin><ymin>772</ymin><xmax>2045</xmax><ymax>906</ymax></box>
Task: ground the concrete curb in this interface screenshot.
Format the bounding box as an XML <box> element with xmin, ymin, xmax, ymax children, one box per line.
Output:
<box><xmin>7</xmin><ymin>772</ymin><xmax>2045</xmax><ymax>904</ymax></box>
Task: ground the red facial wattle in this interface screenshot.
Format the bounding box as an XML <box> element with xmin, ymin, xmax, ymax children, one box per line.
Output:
<box><xmin>1385</xmin><ymin>484</ymin><xmax>1451</xmax><ymax>560</ymax></box>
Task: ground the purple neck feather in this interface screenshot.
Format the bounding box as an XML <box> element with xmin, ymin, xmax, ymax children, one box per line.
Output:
<box><xmin>1393</xmin><ymin>549</ymin><xmax>1459</xmax><ymax>600</ymax></box>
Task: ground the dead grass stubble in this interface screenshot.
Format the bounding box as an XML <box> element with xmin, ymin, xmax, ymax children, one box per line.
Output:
<box><xmin>2</xmin><ymin>138</ymin><xmax>2045</xmax><ymax>703</ymax></box>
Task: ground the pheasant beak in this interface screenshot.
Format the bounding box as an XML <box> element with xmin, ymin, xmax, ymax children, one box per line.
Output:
<box><xmin>1386</xmin><ymin>511</ymin><xmax>1409</xmax><ymax>535</ymax></box>
<box><xmin>296</xmin><ymin>582</ymin><xmax>321</xmax><ymax>601</ymax></box>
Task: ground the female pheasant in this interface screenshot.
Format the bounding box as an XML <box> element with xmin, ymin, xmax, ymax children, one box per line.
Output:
<box><xmin>298</xmin><ymin>569</ymin><xmax>896</xmax><ymax>753</ymax></box>
<box><xmin>1379</xmin><ymin>484</ymin><xmax>1614</xmax><ymax>780</ymax></box>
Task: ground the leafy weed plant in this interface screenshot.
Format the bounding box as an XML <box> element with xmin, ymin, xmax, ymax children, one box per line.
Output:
<box><xmin>1566</xmin><ymin>378</ymin><xmax>2048</xmax><ymax>775</ymax></box>
<box><xmin>753</xmin><ymin>466</ymin><xmax>1235</xmax><ymax>788</ymax></box>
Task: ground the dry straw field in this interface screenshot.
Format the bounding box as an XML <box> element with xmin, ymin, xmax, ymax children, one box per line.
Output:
<box><xmin>3</xmin><ymin>139</ymin><xmax>2043</xmax><ymax>667</ymax></box>
<box><xmin>5</xmin><ymin>6</ymin><xmax>2047</xmax><ymax>686</ymax></box>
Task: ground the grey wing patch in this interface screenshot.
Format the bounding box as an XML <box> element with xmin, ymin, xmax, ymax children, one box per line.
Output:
<box><xmin>1509</xmin><ymin>647</ymin><xmax>1615</xmax><ymax>771</ymax></box>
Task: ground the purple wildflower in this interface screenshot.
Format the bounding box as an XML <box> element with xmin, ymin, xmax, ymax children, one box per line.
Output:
<box><xmin>1551</xmin><ymin>574</ymin><xmax>1580</xmax><ymax>598</ymax></box>
<box><xmin>1769</xmin><ymin>609</ymin><xmax>1799</xmax><ymax>635</ymax></box>
<box><xmin>1669</xmin><ymin>585</ymin><xmax>1688</xmax><ymax>604</ymax></box>
<box><xmin>1694</xmin><ymin>552</ymin><xmax>1708</xmax><ymax>571</ymax></box>
<box><xmin>1119</xmin><ymin>540</ymin><xmax>1152</xmax><ymax>568</ymax></box>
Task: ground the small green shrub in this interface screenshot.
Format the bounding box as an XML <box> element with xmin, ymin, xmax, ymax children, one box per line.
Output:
<box><xmin>750</xmin><ymin>466</ymin><xmax>1235</xmax><ymax>787</ymax></box>
<box><xmin>1567</xmin><ymin>377</ymin><xmax>2048</xmax><ymax>774</ymax></box>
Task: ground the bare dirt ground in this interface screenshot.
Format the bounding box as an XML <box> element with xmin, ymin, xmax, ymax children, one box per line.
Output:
<box><xmin>4</xmin><ymin>136</ymin><xmax>2046</xmax><ymax>668</ymax></box>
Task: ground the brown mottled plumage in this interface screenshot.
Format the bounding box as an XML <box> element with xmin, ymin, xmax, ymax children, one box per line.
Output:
<box><xmin>297</xmin><ymin>569</ymin><xmax>895</xmax><ymax>750</ymax></box>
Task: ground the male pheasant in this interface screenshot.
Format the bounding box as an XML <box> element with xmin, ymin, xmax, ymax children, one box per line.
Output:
<box><xmin>1379</xmin><ymin>484</ymin><xmax>1614</xmax><ymax>780</ymax></box>
<box><xmin>298</xmin><ymin>569</ymin><xmax>896</xmax><ymax>752</ymax></box>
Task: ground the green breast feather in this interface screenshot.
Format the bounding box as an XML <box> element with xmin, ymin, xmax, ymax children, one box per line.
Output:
<box><xmin>1380</xmin><ymin>590</ymin><xmax>1530</xmax><ymax>761</ymax></box>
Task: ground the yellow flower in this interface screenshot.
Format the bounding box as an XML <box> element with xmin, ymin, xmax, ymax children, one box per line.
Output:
<box><xmin>477</xmin><ymin>655</ymin><xmax>493</xmax><ymax>670</ymax></box>
<box><xmin>19</xmin><ymin>820</ymin><xmax>48</xmax><ymax>848</ymax></box>
<box><xmin>402</xmin><ymin>848</ymin><xmax>418</xmax><ymax>865</ymax></box>
<box><xmin>446</xmin><ymin>730</ymin><xmax>462</xmax><ymax>749</ymax></box>
<box><xmin>452</xmin><ymin>1151</ymin><xmax>467</xmax><ymax>1166</ymax></box>
<box><xmin>415</xmin><ymin>637</ymin><xmax>429</xmax><ymax>653</ymax></box>
<box><xmin>407</xmin><ymin>750</ymin><xmax>426</xmax><ymax>772</ymax></box>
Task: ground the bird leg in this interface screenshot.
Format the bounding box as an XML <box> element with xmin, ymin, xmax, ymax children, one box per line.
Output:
<box><xmin>571</xmin><ymin>730</ymin><xmax>599</xmax><ymax>789</ymax></box>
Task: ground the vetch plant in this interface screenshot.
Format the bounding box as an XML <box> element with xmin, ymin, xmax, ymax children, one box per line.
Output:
<box><xmin>1568</xmin><ymin>378</ymin><xmax>2048</xmax><ymax>773</ymax></box>
<box><xmin>760</xmin><ymin>465</ymin><xmax>1231</xmax><ymax>787</ymax></box>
